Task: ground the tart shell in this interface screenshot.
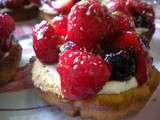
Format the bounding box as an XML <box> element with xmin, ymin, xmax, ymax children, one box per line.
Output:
<box><xmin>0</xmin><ymin>39</ymin><xmax>22</xmax><ymax>86</ymax></box>
<box><xmin>32</xmin><ymin>59</ymin><xmax>160</xmax><ymax>120</ymax></box>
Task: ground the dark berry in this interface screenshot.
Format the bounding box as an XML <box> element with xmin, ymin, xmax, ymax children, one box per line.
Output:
<box><xmin>104</xmin><ymin>49</ymin><xmax>136</xmax><ymax>81</ymax></box>
<box><xmin>112</xmin><ymin>31</ymin><xmax>150</xmax><ymax>85</ymax></box>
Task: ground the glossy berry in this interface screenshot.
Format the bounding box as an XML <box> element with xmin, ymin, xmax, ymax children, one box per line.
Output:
<box><xmin>112</xmin><ymin>11</ymin><xmax>135</xmax><ymax>33</ymax></box>
<box><xmin>0</xmin><ymin>0</ymin><xmax>30</xmax><ymax>9</ymax></box>
<box><xmin>113</xmin><ymin>31</ymin><xmax>150</xmax><ymax>85</ymax></box>
<box><xmin>51</xmin><ymin>15</ymin><xmax>68</xmax><ymax>36</ymax></box>
<box><xmin>67</xmin><ymin>1</ymin><xmax>110</xmax><ymax>50</ymax></box>
<box><xmin>33</xmin><ymin>20</ymin><xmax>63</xmax><ymax>64</ymax></box>
<box><xmin>0</xmin><ymin>13</ymin><xmax>15</xmax><ymax>52</ymax></box>
<box><xmin>104</xmin><ymin>49</ymin><xmax>136</xmax><ymax>80</ymax></box>
<box><xmin>57</xmin><ymin>50</ymin><xmax>111</xmax><ymax>100</ymax></box>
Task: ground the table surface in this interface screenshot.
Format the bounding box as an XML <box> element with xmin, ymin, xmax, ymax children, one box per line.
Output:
<box><xmin>0</xmin><ymin>12</ymin><xmax>160</xmax><ymax>120</ymax></box>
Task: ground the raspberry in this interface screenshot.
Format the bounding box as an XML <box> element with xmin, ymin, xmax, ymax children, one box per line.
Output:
<box><xmin>57</xmin><ymin>50</ymin><xmax>111</xmax><ymax>100</ymax></box>
<box><xmin>0</xmin><ymin>13</ymin><xmax>15</xmax><ymax>52</ymax></box>
<box><xmin>67</xmin><ymin>1</ymin><xmax>110</xmax><ymax>50</ymax></box>
<box><xmin>51</xmin><ymin>15</ymin><xmax>68</xmax><ymax>36</ymax></box>
<box><xmin>112</xmin><ymin>11</ymin><xmax>135</xmax><ymax>33</ymax></box>
<box><xmin>107</xmin><ymin>0</ymin><xmax>131</xmax><ymax>15</ymax></box>
<box><xmin>33</xmin><ymin>20</ymin><xmax>64</xmax><ymax>64</ymax></box>
<box><xmin>113</xmin><ymin>31</ymin><xmax>150</xmax><ymax>85</ymax></box>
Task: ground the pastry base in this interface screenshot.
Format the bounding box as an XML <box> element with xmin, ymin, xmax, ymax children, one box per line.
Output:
<box><xmin>32</xmin><ymin>58</ymin><xmax>160</xmax><ymax>120</ymax></box>
<box><xmin>0</xmin><ymin>39</ymin><xmax>22</xmax><ymax>86</ymax></box>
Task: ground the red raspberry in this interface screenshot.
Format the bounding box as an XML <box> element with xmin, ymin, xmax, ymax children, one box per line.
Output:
<box><xmin>67</xmin><ymin>1</ymin><xmax>114</xmax><ymax>50</ymax></box>
<box><xmin>0</xmin><ymin>13</ymin><xmax>15</xmax><ymax>52</ymax></box>
<box><xmin>51</xmin><ymin>15</ymin><xmax>68</xmax><ymax>36</ymax></box>
<box><xmin>112</xmin><ymin>11</ymin><xmax>135</xmax><ymax>33</ymax></box>
<box><xmin>1</xmin><ymin>0</ymin><xmax>30</xmax><ymax>9</ymax></box>
<box><xmin>113</xmin><ymin>31</ymin><xmax>150</xmax><ymax>85</ymax></box>
<box><xmin>107</xmin><ymin>0</ymin><xmax>130</xmax><ymax>15</ymax></box>
<box><xmin>33</xmin><ymin>20</ymin><xmax>64</xmax><ymax>64</ymax></box>
<box><xmin>57</xmin><ymin>50</ymin><xmax>111</xmax><ymax>100</ymax></box>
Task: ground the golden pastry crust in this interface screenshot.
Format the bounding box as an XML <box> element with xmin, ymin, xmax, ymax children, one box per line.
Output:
<box><xmin>0</xmin><ymin>40</ymin><xmax>22</xmax><ymax>86</ymax></box>
<box><xmin>32</xmin><ymin>58</ymin><xmax>160</xmax><ymax>120</ymax></box>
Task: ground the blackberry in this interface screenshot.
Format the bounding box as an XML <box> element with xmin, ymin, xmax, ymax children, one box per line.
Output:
<box><xmin>104</xmin><ymin>49</ymin><xmax>136</xmax><ymax>81</ymax></box>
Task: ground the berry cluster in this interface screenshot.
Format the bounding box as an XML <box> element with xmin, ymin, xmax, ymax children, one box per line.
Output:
<box><xmin>33</xmin><ymin>0</ymin><xmax>154</xmax><ymax>100</ymax></box>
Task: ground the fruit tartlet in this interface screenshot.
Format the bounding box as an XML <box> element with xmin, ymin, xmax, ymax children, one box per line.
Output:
<box><xmin>31</xmin><ymin>0</ymin><xmax>160</xmax><ymax>120</ymax></box>
<box><xmin>0</xmin><ymin>0</ymin><xmax>39</xmax><ymax>21</ymax></box>
<box><xmin>39</xmin><ymin>0</ymin><xmax>80</xmax><ymax>21</ymax></box>
<box><xmin>0</xmin><ymin>13</ymin><xmax>22</xmax><ymax>85</ymax></box>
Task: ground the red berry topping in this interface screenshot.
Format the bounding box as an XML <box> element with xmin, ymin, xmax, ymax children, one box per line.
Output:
<box><xmin>33</xmin><ymin>20</ymin><xmax>64</xmax><ymax>64</ymax></box>
<box><xmin>113</xmin><ymin>31</ymin><xmax>150</xmax><ymax>85</ymax></box>
<box><xmin>67</xmin><ymin>1</ymin><xmax>115</xmax><ymax>50</ymax></box>
<box><xmin>0</xmin><ymin>13</ymin><xmax>15</xmax><ymax>52</ymax></box>
<box><xmin>51</xmin><ymin>15</ymin><xmax>68</xmax><ymax>36</ymax></box>
<box><xmin>107</xmin><ymin>0</ymin><xmax>131</xmax><ymax>15</ymax></box>
<box><xmin>112</xmin><ymin>11</ymin><xmax>135</xmax><ymax>33</ymax></box>
<box><xmin>0</xmin><ymin>0</ymin><xmax>30</xmax><ymax>9</ymax></box>
<box><xmin>57</xmin><ymin>50</ymin><xmax>111</xmax><ymax>100</ymax></box>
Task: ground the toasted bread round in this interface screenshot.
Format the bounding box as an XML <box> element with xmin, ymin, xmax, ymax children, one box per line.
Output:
<box><xmin>32</xmin><ymin>59</ymin><xmax>160</xmax><ymax>120</ymax></box>
<box><xmin>0</xmin><ymin>39</ymin><xmax>22</xmax><ymax>86</ymax></box>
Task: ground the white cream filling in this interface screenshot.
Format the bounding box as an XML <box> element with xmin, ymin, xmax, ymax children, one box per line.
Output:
<box><xmin>32</xmin><ymin>60</ymin><xmax>62</xmax><ymax>96</ymax></box>
<box><xmin>98</xmin><ymin>77</ymin><xmax>138</xmax><ymax>94</ymax></box>
<box><xmin>39</xmin><ymin>3</ymin><xmax>58</xmax><ymax>15</ymax></box>
<box><xmin>32</xmin><ymin>60</ymin><xmax>138</xmax><ymax>96</ymax></box>
<box><xmin>135</xmin><ymin>28</ymin><xmax>149</xmax><ymax>35</ymax></box>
